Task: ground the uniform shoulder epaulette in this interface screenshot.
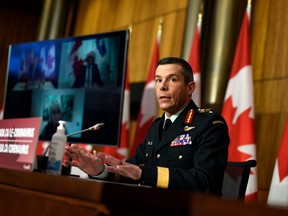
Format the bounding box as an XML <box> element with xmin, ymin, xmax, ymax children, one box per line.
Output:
<box><xmin>197</xmin><ymin>108</ymin><xmax>214</xmax><ymax>114</ymax></box>
<box><xmin>197</xmin><ymin>108</ymin><xmax>225</xmax><ymax>125</ymax></box>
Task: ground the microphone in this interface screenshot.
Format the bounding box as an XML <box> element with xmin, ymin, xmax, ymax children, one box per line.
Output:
<box><xmin>66</xmin><ymin>123</ymin><xmax>105</xmax><ymax>137</ymax></box>
<box><xmin>41</xmin><ymin>123</ymin><xmax>105</xmax><ymax>157</ymax></box>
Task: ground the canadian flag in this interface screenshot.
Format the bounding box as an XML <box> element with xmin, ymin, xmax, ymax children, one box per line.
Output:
<box><xmin>221</xmin><ymin>4</ymin><xmax>258</xmax><ymax>202</ymax></box>
<box><xmin>267</xmin><ymin>118</ymin><xmax>288</xmax><ymax>207</ymax></box>
<box><xmin>130</xmin><ymin>25</ymin><xmax>161</xmax><ymax>156</ymax></box>
<box><xmin>102</xmin><ymin>64</ymin><xmax>130</xmax><ymax>160</ymax></box>
<box><xmin>188</xmin><ymin>14</ymin><xmax>202</xmax><ymax>107</ymax></box>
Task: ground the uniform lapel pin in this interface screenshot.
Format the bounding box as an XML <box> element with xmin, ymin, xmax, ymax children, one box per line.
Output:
<box><xmin>184</xmin><ymin>126</ymin><xmax>195</xmax><ymax>131</ymax></box>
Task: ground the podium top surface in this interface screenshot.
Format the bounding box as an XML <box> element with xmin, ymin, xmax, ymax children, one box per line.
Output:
<box><xmin>0</xmin><ymin>168</ymin><xmax>288</xmax><ymax>216</ymax></box>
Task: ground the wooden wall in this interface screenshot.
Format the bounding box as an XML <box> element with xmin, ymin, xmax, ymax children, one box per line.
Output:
<box><xmin>72</xmin><ymin>0</ymin><xmax>188</xmax><ymax>83</ymax></box>
<box><xmin>1</xmin><ymin>0</ymin><xmax>288</xmax><ymax>205</ymax></box>
<box><xmin>251</xmin><ymin>0</ymin><xmax>288</xmax><ymax>203</ymax></box>
<box><xmin>0</xmin><ymin>0</ymin><xmax>42</xmax><ymax>112</ymax></box>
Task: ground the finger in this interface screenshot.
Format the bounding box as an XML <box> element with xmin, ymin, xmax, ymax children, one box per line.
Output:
<box><xmin>63</xmin><ymin>159</ymin><xmax>78</xmax><ymax>167</ymax></box>
<box><xmin>97</xmin><ymin>152</ymin><xmax>123</xmax><ymax>165</ymax></box>
<box><xmin>79</xmin><ymin>148</ymin><xmax>87</xmax><ymax>155</ymax></box>
<box><xmin>67</xmin><ymin>154</ymin><xmax>80</xmax><ymax>161</ymax></box>
<box><xmin>66</xmin><ymin>145</ymin><xmax>79</xmax><ymax>154</ymax></box>
<box><xmin>70</xmin><ymin>144</ymin><xmax>79</xmax><ymax>149</ymax></box>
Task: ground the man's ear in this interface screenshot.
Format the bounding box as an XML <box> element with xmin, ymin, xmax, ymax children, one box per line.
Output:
<box><xmin>187</xmin><ymin>81</ymin><xmax>196</xmax><ymax>95</ymax></box>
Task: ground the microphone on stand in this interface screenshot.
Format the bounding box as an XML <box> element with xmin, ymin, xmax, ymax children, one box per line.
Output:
<box><xmin>66</xmin><ymin>122</ymin><xmax>105</xmax><ymax>137</ymax></box>
<box><xmin>42</xmin><ymin>123</ymin><xmax>105</xmax><ymax>156</ymax></box>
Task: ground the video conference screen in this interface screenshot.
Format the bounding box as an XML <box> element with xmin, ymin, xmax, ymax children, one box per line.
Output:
<box><xmin>3</xmin><ymin>30</ymin><xmax>129</xmax><ymax>147</ymax></box>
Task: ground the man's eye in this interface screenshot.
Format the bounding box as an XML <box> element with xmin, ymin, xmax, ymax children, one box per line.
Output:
<box><xmin>155</xmin><ymin>79</ymin><xmax>162</xmax><ymax>83</ymax></box>
<box><xmin>169</xmin><ymin>78</ymin><xmax>177</xmax><ymax>82</ymax></box>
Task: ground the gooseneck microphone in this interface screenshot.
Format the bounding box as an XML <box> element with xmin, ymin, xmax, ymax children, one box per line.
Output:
<box><xmin>66</xmin><ymin>123</ymin><xmax>105</xmax><ymax>137</ymax></box>
<box><xmin>42</xmin><ymin>123</ymin><xmax>105</xmax><ymax>156</ymax></box>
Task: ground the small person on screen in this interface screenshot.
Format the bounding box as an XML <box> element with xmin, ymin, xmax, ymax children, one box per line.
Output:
<box><xmin>42</xmin><ymin>101</ymin><xmax>62</xmax><ymax>140</ymax></box>
<box><xmin>19</xmin><ymin>48</ymin><xmax>44</xmax><ymax>89</ymax></box>
<box><xmin>64</xmin><ymin>57</ymin><xmax>230</xmax><ymax>196</ymax></box>
<box><xmin>72</xmin><ymin>51</ymin><xmax>103</xmax><ymax>88</ymax></box>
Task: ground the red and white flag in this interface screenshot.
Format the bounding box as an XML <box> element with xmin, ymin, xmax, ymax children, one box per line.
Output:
<box><xmin>221</xmin><ymin>4</ymin><xmax>258</xmax><ymax>202</ymax></box>
<box><xmin>267</xmin><ymin>118</ymin><xmax>288</xmax><ymax>207</ymax></box>
<box><xmin>102</xmin><ymin>64</ymin><xmax>130</xmax><ymax>160</ymax></box>
<box><xmin>188</xmin><ymin>14</ymin><xmax>202</xmax><ymax>107</ymax></box>
<box><xmin>130</xmin><ymin>24</ymin><xmax>162</xmax><ymax>156</ymax></box>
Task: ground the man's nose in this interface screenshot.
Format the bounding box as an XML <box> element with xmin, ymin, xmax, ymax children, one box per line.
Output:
<box><xmin>160</xmin><ymin>81</ymin><xmax>168</xmax><ymax>90</ymax></box>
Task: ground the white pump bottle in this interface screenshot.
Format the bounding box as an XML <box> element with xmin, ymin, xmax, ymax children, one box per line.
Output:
<box><xmin>46</xmin><ymin>120</ymin><xmax>67</xmax><ymax>175</ymax></box>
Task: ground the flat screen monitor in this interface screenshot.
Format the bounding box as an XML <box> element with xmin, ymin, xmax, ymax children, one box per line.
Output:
<box><xmin>3</xmin><ymin>30</ymin><xmax>129</xmax><ymax>147</ymax></box>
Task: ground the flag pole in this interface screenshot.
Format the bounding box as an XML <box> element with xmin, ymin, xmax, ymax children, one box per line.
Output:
<box><xmin>248</xmin><ymin>0</ymin><xmax>252</xmax><ymax>7</ymax></box>
<box><xmin>158</xmin><ymin>17</ymin><xmax>164</xmax><ymax>36</ymax></box>
<box><xmin>157</xmin><ymin>17</ymin><xmax>163</xmax><ymax>51</ymax></box>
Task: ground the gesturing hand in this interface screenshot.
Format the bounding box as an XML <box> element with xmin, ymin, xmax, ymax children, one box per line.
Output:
<box><xmin>64</xmin><ymin>144</ymin><xmax>105</xmax><ymax>176</ymax></box>
<box><xmin>97</xmin><ymin>152</ymin><xmax>142</xmax><ymax>180</ymax></box>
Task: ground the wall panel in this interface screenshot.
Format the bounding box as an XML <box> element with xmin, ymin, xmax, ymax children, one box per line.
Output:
<box><xmin>252</xmin><ymin>0</ymin><xmax>288</xmax><ymax>203</ymax></box>
<box><xmin>72</xmin><ymin>0</ymin><xmax>188</xmax><ymax>83</ymax></box>
<box><xmin>0</xmin><ymin>3</ymin><xmax>42</xmax><ymax>112</ymax></box>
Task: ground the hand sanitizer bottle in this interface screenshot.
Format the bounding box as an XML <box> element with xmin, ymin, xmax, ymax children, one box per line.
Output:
<box><xmin>46</xmin><ymin>120</ymin><xmax>67</xmax><ymax>175</ymax></box>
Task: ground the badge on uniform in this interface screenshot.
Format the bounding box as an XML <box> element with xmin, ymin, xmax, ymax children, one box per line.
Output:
<box><xmin>184</xmin><ymin>126</ymin><xmax>195</xmax><ymax>131</ymax></box>
<box><xmin>170</xmin><ymin>134</ymin><xmax>192</xmax><ymax>146</ymax></box>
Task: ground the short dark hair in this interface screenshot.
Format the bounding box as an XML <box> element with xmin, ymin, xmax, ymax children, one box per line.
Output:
<box><xmin>157</xmin><ymin>57</ymin><xmax>194</xmax><ymax>83</ymax></box>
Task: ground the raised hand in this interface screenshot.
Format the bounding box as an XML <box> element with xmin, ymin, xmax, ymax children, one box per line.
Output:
<box><xmin>97</xmin><ymin>152</ymin><xmax>142</xmax><ymax>180</ymax></box>
<box><xmin>64</xmin><ymin>144</ymin><xmax>105</xmax><ymax>176</ymax></box>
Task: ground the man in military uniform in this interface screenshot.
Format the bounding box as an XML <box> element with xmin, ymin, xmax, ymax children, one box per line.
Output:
<box><xmin>65</xmin><ymin>57</ymin><xmax>229</xmax><ymax>195</ymax></box>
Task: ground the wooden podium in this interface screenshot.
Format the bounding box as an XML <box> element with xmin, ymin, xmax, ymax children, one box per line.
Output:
<box><xmin>0</xmin><ymin>167</ymin><xmax>287</xmax><ymax>216</ymax></box>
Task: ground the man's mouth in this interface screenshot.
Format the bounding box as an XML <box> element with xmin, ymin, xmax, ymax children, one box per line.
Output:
<box><xmin>159</xmin><ymin>96</ymin><xmax>171</xmax><ymax>100</ymax></box>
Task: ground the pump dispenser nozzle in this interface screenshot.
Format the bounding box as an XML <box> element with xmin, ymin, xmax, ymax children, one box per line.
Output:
<box><xmin>57</xmin><ymin>120</ymin><xmax>66</xmax><ymax>134</ymax></box>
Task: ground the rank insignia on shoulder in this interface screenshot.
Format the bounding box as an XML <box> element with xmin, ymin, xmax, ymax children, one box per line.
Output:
<box><xmin>198</xmin><ymin>108</ymin><xmax>213</xmax><ymax>114</ymax></box>
<box><xmin>185</xmin><ymin>109</ymin><xmax>194</xmax><ymax>124</ymax></box>
<box><xmin>184</xmin><ymin>126</ymin><xmax>195</xmax><ymax>131</ymax></box>
<box><xmin>213</xmin><ymin>120</ymin><xmax>224</xmax><ymax>124</ymax></box>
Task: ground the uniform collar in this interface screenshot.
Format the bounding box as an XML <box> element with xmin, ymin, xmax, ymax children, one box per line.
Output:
<box><xmin>164</xmin><ymin>102</ymin><xmax>190</xmax><ymax>123</ymax></box>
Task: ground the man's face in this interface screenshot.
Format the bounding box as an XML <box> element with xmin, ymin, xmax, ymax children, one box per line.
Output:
<box><xmin>155</xmin><ymin>64</ymin><xmax>194</xmax><ymax>117</ymax></box>
<box><xmin>86</xmin><ymin>55</ymin><xmax>94</xmax><ymax>64</ymax></box>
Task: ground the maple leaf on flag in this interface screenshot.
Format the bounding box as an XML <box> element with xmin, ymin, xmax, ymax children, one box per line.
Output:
<box><xmin>221</xmin><ymin>3</ymin><xmax>257</xmax><ymax>202</ymax></box>
<box><xmin>223</xmin><ymin>97</ymin><xmax>256</xmax><ymax>163</ymax></box>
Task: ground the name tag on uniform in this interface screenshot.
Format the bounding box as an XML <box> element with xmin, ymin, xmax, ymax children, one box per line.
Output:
<box><xmin>170</xmin><ymin>134</ymin><xmax>192</xmax><ymax>146</ymax></box>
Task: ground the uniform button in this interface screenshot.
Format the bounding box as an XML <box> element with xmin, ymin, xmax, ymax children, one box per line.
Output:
<box><xmin>146</xmin><ymin>153</ymin><xmax>148</xmax><ymax>157</ymax></box>
<box><xmin>179</xmin><ymin>155</ymin><xmax>183</xmax><ymax>159</ymax></box>
<box><xmin>157</xmin><ymin>154</ymin><xmax>161</xmax><ymax>158</ymax></box>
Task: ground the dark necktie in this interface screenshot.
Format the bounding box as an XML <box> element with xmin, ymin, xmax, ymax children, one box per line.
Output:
<box><xmin>161</xmin><ymin>118</ymin><xmax>172</xmax><ymax>139</ymax></box>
